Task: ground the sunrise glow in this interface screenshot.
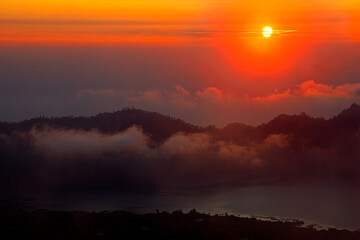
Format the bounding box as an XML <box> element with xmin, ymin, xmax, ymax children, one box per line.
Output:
<box><xmin>262</xmin><ymin>27</ymin><xmax>273</xmax><ymax>38</ymax></box>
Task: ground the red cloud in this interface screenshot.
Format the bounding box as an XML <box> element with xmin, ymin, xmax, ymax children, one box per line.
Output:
<box><xmin>252</xmin><ymin>80</ymin><xmax>360</xmax><ymax>102</ymax></box>
<box><xmin>196</xmin><ymin>87</ymin><xmax>224</xmax><ymax>100</ymax></box>
<box><xmin>298</xmin><ymin>80</ymin><xmax>350</xmax><ymax>97</ymax></box>
<box><xmin>252</xmin><ymin>89</ymin><xmax>292</xmax><ymax>102</ymax></box>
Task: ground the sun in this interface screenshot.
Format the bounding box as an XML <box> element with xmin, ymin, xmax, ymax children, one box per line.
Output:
<box><xmin>262</xmin><ymin>27</ymin><xmax>273</xmax><ymax>38</ymax></box>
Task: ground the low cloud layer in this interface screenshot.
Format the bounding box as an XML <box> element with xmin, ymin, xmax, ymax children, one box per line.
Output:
<box><xmin>1</xmin><ymin>122</ymin><xmax>359</xmax><ymax>197</ymax></box>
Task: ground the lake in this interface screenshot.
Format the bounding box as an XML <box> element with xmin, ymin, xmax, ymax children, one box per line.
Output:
<box><xmin>27</xmin><ymin>179</ymin><xmax>360</xmax><ymax>231</ymax></box>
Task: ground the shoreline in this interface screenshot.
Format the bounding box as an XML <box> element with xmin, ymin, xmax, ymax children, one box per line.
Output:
<box><xmin>1</xmin><ymin>207</ymin><xmax>359</xmax><ymax>239</ymax></box>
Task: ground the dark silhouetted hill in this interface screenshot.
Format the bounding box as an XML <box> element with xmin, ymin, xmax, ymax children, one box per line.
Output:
<box><xmin>0</xmin><ymin>108</ymin><xmax>203</xmax><ymax>142</ymax></box>
<box><xmin>0</xmin><ymin>104</ymin><xmax>359</xmax><ymax>146</ymax></box>
<box><xmin>331</xmin><ymin>103</ymin><xmax>360</xmax><ymax>131</ymax></box>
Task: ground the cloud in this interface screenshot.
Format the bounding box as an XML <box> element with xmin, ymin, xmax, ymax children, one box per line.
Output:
<box><xmin>1</xmin><ymin>120</ymin><xmax>359</xmax><ymax>197</ymax></box>
<box><xmin>32</xmin><ymin>126</ymin><xmax>151</xmax><ymax>159</ymax></box>
<box><xmin>252</xmin><ymin>80</ymin><xmax>360</xmax><ymax>102</ymax></box>
<box><xmin>128</xmin><ymin>89</ymin><xmax>163</xmax><ymax>102</ymax></box>
<box><xmin>196</xmin><ymin>87</ymin><xmax>224</xmax><ymax>100</ymax></box>
<box><xmin>170</xmin><ymin>85</ymin><xmax>196</xmax><ymax>107</ymax></box>
<box><xmin>78</xmin><ymin>81</ymin><xmax>360</xmax><ymax>108</ymax></box>
<box><xmin>31</xmin><ymin>127</ymin><xmax>268</xmax><ymax>170</ymax></box>
<box><xmin>77</xmin><ymin>85</ymin><xmax>236</xmax><ymax>107</ymax></box>
<box><xmin>262</xmin><ymin>134</ymin><xmax>290</xmax><ymax>148</ymax></box>
<box><xmin>77</xmin><ymin>86</ymin><xmax>233</xmax><ymax>102</ymax></box>
<box><xmin>74</xmin><ymin>83</ymin><xmax>360</xmax><ymax>129</ymax></box>
<box><xmin>77</xmin><ymin>88</ymin><xmax>164</xmax><ymax>102</ymax></box>
<box><xmin>297</xmin><ymin>80</ymin><xmax>360</xmax><ymax>97</ymax></box>
<box><xmin>174</xmin><ymin>85</ymin><xmax>190</xmax><ymax>97</ymax></box>
<box><xmin>0</xmin><ymin>126</ymin><xmax>293</xmax><ymax>194</ymax></box>
<box><xmin>251</xmin><ymin>90</ymin><xmax>292</xmax><ymax>102</ymax></box>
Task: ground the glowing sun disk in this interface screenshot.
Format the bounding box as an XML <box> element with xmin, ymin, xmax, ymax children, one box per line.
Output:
<box><xmin>262</xmin><ymin>27</ymin><xmax>273</xmax><ymax>38</ymax></box>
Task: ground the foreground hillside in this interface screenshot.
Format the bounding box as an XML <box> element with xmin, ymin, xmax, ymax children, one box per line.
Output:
<box><xmin>1</xmin><ymin>207</ymin><xmax>359</xmax><ymax>240</ymax></box>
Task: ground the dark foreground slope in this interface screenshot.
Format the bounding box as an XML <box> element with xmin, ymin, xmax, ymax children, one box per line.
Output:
<box><xmin>1</xmin><ymin>207</ymin><xmax>359</xmax><ymax>240</ymax></box>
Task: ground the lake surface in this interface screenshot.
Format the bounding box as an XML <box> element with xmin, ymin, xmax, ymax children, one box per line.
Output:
<box><xmin>31</xmin><ymin>180</ymin><xmax>360</xmax><ymax>230</ymax></box>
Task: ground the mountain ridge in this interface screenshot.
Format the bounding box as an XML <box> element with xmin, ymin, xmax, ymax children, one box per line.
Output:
<box><xmin>0</xmin><ymin>104</ymin><xmax>359</xmax><ymax>146</ymax></box>
<box><xmin>0</xmin><ymin>104</ymin><xmax>359</xmax><ymax>197</ymax></box>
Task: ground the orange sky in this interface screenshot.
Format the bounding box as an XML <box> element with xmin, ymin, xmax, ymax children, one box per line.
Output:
<box><xmin>1</xmin><ymin>0</ymin><xmax>359</xmax><ymax>90</ymax></box>
<box><xmin>1</xmin><ymin>0</ymin><xmax>360</xmax><ymax>44</ymax></box>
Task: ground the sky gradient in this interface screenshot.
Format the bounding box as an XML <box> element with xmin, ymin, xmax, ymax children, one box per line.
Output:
<box><xmin>1</xmin><ymin>0</ymin><xmax>360</xmax><ymax>125</ymax></box>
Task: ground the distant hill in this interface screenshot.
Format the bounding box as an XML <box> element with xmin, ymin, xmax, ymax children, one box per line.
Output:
<box><xmin>0</xmin><ymin>104</ymin><xmax>359</xmax><ymax>196</ymax></box>
<box><xmin>0</xmin><ymin>104</ymin><xmax>359</xmax><ymax>147</ymax></box>
<box><xmin>331</xmin><ymin>103</ymin><xmax>360</xmax><ymax>130</ymax></box>
<box><xmin>0</xmin><ymin>108</ymin><xmax>203</xmax><ymax>142</ymax></box>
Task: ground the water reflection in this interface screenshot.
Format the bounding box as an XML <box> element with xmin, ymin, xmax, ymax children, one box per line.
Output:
<box><xmin>31</xmin><ymin>180</ymin><xmax>360</xmax><ymax>230</ymax></box>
